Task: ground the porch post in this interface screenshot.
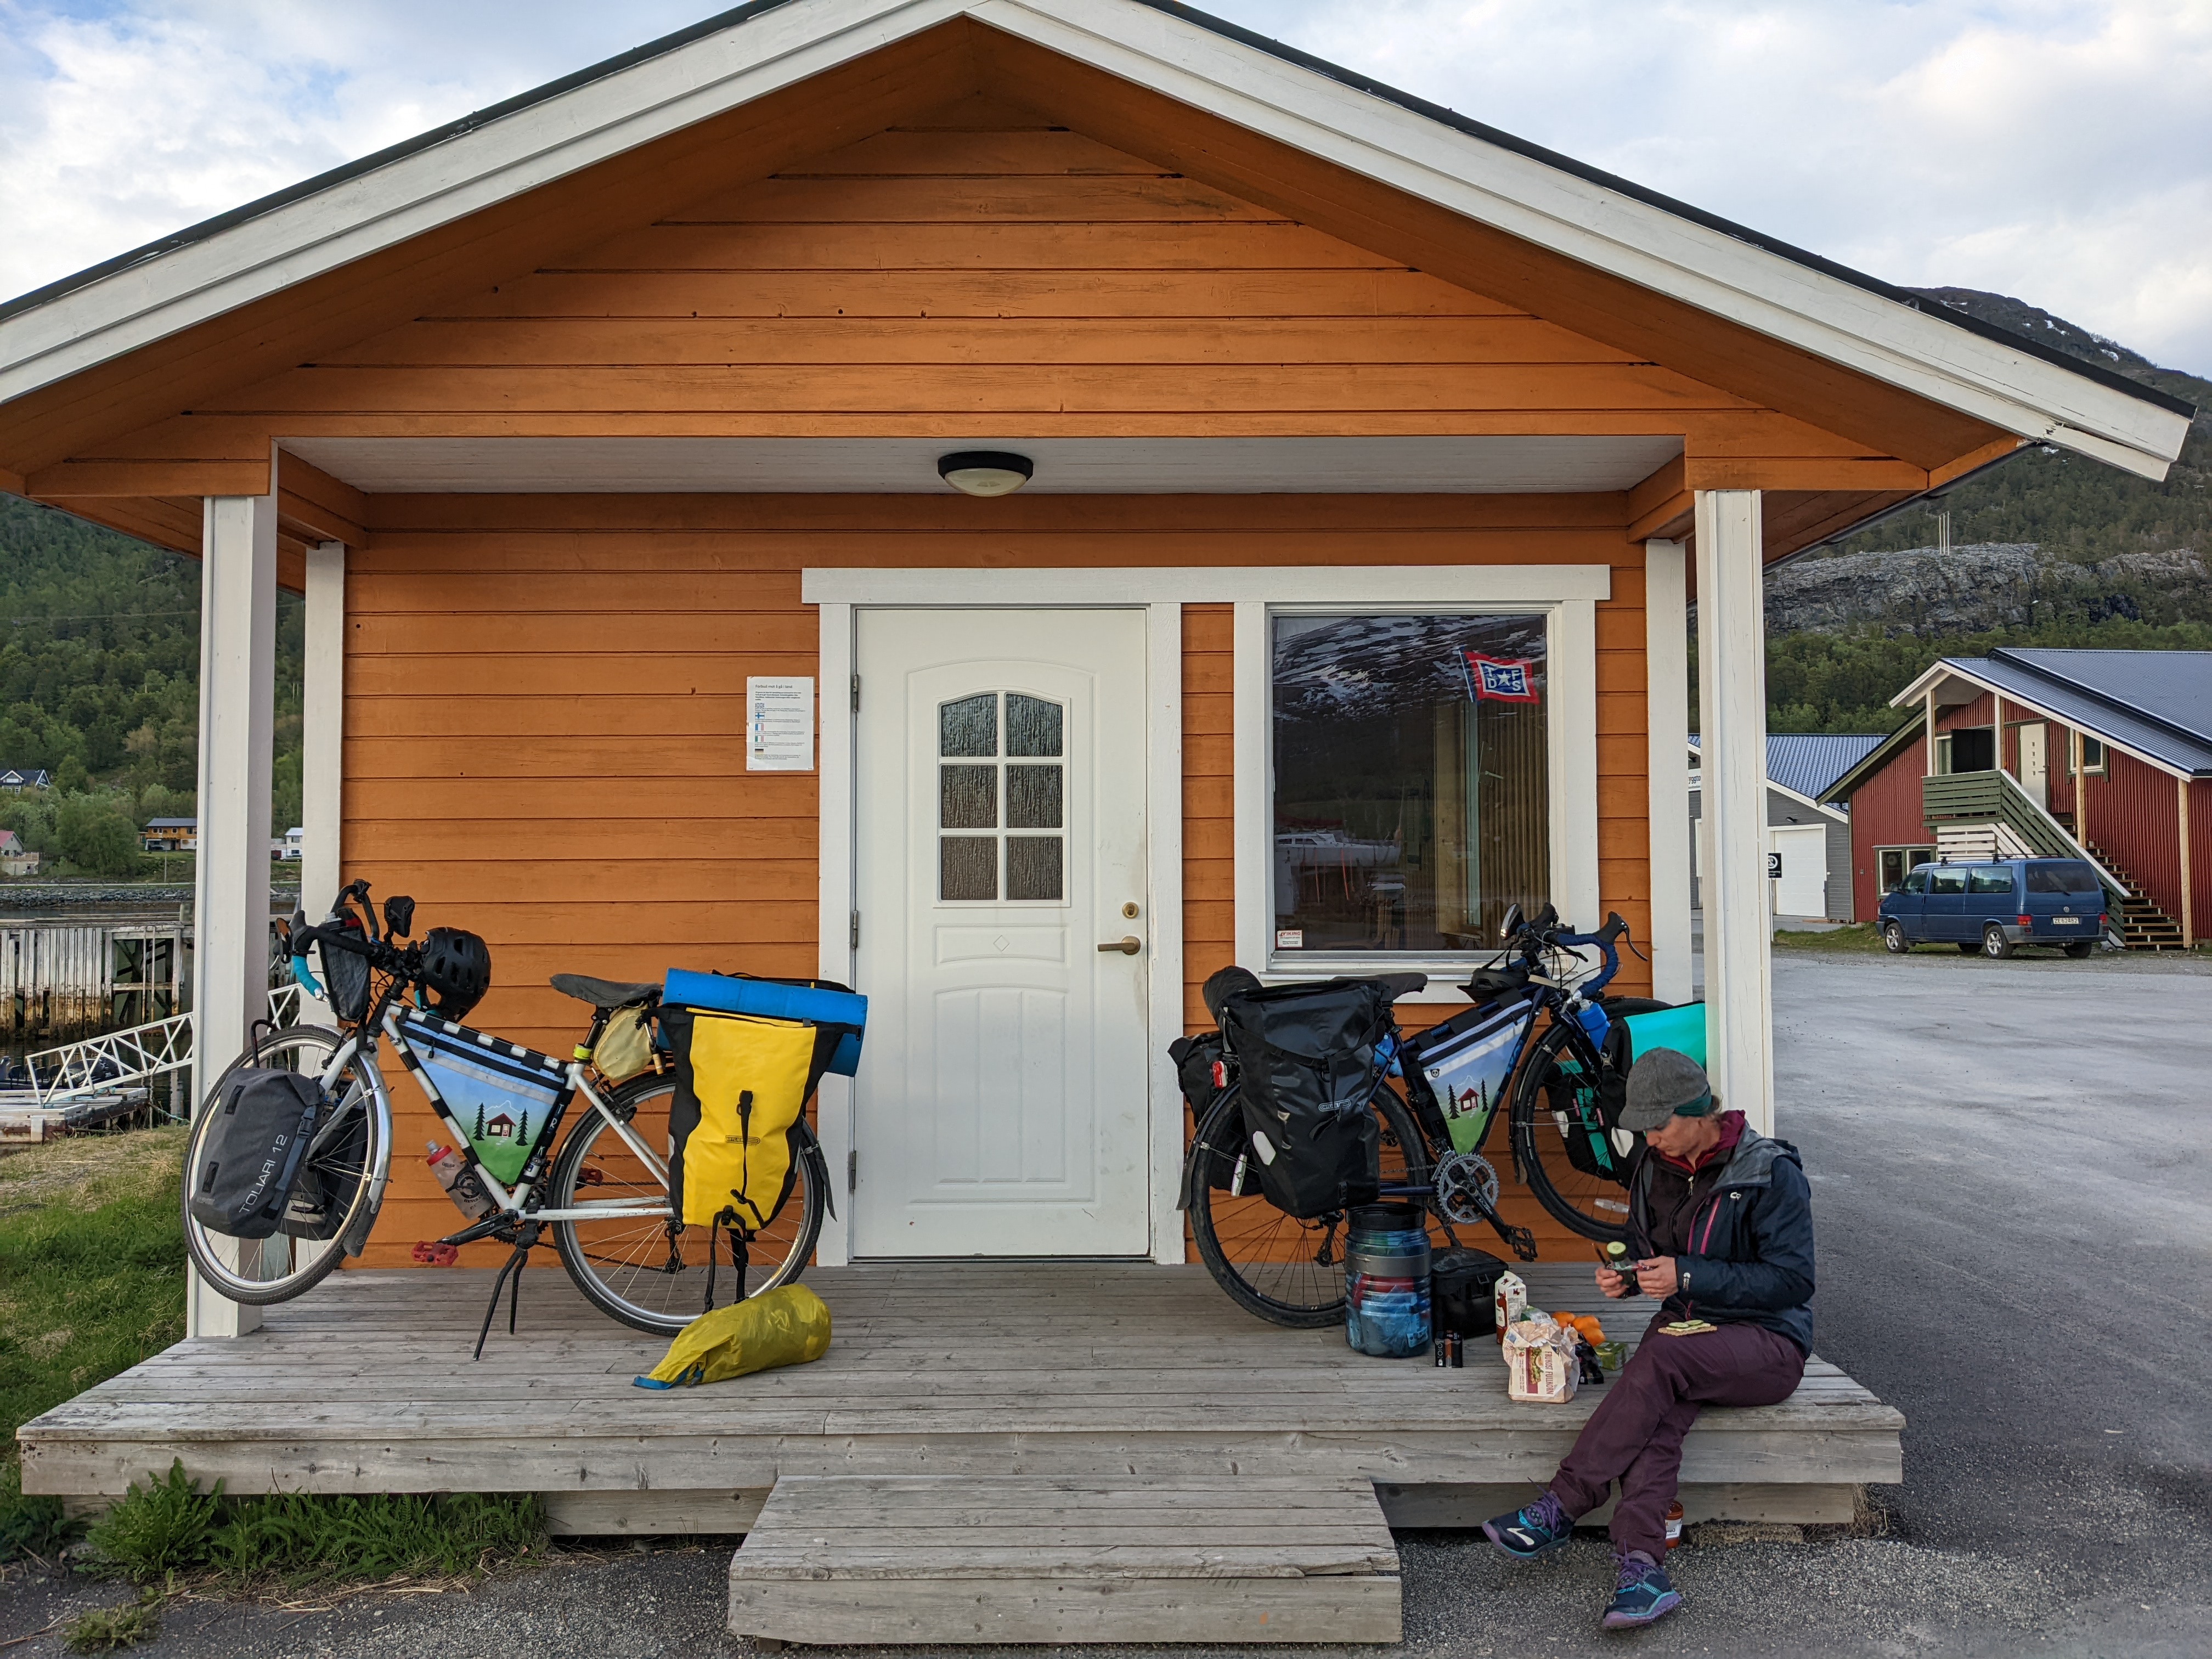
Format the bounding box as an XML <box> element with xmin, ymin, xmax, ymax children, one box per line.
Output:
<box><xmin>189</xmin><ymin>492</ymin><xmax>279</xmax><ymax>1339</ymax></box>
<box><xmin>1692</xmin><ymin>490</ymin><xmax>1774</xmax><ymax>1136</ymax></box>
<box><xmin>1644</xmin><ymin>538</ymin><xmax>1693</xmax><ymax>1003</ymax></box>
<box><xmin>2181</xmin><ymin>778</ymin><xmax>2194</xmax><ymax>950</ymax></box>
<box><xmin>298</xmin><ymin>540</ymin><xmax>347</xmax><ymax>1018</ymax></box>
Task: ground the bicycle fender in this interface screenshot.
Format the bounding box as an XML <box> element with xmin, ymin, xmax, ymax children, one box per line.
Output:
<box><xmin>795</xmin><ymin>1121</ymin><xmax>835</xmax><ymax>1222</ymax></box>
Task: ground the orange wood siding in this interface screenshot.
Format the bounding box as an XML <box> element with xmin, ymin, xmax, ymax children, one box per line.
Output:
<box><xmin>347</xmin><ymin>493</ymin><xmax>1647</xmax><ymax>1265</ymax></box>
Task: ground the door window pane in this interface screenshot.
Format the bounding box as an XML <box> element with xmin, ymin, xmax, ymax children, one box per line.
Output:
<box><xmin>1931</xmin><ymin>867</ymin><xmax>1966</xmax><ymax>894</ymax></box>
<box><xmin>1007</xmin><ymin>837</ymin><xmax>1064</xmax><ymax>901</ymax></box>
<box><xmin>1007</xmin><ymin>695</ymin><xmax>1063</xmax><ymax>757</ymax></box>
<box><xmin>940</xmin><ymin>837</ymin><xmax>998</xmax><ymax>902</ymax></box>
<box><xmin>940</xmin><ymin>694</ymin><xmax>997</xmax><ymax>758</ymax></box>
<box><xmin>940</xmin><ymin>764</ymin><xmax>997</xmax><ymax>831</ymax></box>
<box><xmin>1006</xmin><ymin>764</ymin><xmax>1063</xmax><ymax>829</ymax></box>
<box><xmin>1967</xmin><ymin>866</ymin><xmax>2015</xmax><ymax>895</ymax></box>
<box><xmin>1273</xmin><ymin>613</ymin><xmax>1548</xmax><ymax>953</ymax></box>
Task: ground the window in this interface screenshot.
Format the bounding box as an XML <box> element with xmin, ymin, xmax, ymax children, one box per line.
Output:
<box><xmin>1947</xmin><ymin>726</ymin><xmax>1996</xmax><ymax>772</ymax></box>
<box><xmin>1967</xmin><ymin>866</ymin><xmax>2016</xmax><ymax>895</ymax></box>
<box><xmin>2026</xmin><ymin>861</ymin><xmax>2097</xmax><ymax>894</ymax></box>
<box><xmin>1270</xmin><ymin>612</ymin><xmax>1549</xmax><ymax>953</ymax></box>
<box><xmin>938</xmin><ymin>691</ymin><xmax>1064</xmax><ymax>902</ymax></box>
<box><xmin>1878</xmin><ymin>847</ymin><xmax>1936</xmax><ymax>894</ymax></box>
<box><xmin>1929</xmin><ymin>866</ymin><xmax>1967</xmax><ymax>895</ymax></box>
<box><xmin>1903</xmin><ymin>867</ymin><xmax>1929</xmax><ymax>894</ymax></box>
<box><xmin>2080</xmin><ymin>736</ymin><xmax>2107</xmax><ymax>774</ymax></box>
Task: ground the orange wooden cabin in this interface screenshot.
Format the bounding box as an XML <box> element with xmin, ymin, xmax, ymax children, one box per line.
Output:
<box><xmin>0</xmin><ymin>0</ymin><xmax>2189</xmax><ymax>1316</ymax></box>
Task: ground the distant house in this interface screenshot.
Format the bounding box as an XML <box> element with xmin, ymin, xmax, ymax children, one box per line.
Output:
<box><xmin>0</xmin><ymin>828</ymin><xmax>39</xmax><ymax>876</ymax></box>
<box><xmin>1689</xmin><ymin>733</ymin><xmax>1887</xmax><ymax>922</ymax></box>
<box><xmin>142</xmin><ymin>817</ymin><xmax>198</xmax><ymax>853</ymax></box>
<box><xmin>280</xmin><ymin>827</ymin><xmax>305</xmax><ymax>861</ymax></box>
<box><xmin>0</xmin><ymin>768</ymin><xmax>52</xmax><ymax>791</ymax></box>
<box><xmin>1821</xmin><ymin>648</ymin><xmax>2210</xmax><ymax>949</ymax></box>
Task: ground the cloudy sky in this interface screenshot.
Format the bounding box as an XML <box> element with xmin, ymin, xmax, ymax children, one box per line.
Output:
<box><xmin>2</xmin><ymin>0</ymin><xmax>2206</xmax><ymax>374</ymax></box>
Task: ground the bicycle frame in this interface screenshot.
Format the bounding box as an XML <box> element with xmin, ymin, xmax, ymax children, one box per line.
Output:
<box><xmin>313</xmin><ymin>1008</ymin><xmax>675</xmax><ymax>1233</ymax></box>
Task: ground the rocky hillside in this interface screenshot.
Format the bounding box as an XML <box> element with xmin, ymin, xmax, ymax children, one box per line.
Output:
<box><xmin>1767</xmin><ymin>541</ymin><xmax>2212</xmax><ymax>637</ymax></box>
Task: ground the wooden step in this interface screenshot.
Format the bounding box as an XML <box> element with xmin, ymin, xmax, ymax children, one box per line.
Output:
<box><xmin>726</xmin><ymin>1474</ymin><xmax>1402</xmax><ymax>1645</ymax></box>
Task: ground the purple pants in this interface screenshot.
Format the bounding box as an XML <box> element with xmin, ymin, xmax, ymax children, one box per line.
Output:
<box><xmin>1548</xmin><ymin>1312</ymin><xmax>1805</xmax><ymax>1559</ymax></box>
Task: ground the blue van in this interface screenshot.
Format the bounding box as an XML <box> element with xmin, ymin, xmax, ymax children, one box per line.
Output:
<box><xmin>1878</xmin><ymin>858</ymin><xmax>2106</xmax><ymax>958</ymax></box>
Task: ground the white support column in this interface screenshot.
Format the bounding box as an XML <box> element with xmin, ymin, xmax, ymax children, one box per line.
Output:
<box><xmin>1693</xmin><ymin>491</ymin><xmax>1775</xmax><ymax>1136</ymax></box>
<box><xmin>1644</xmin><ymin>539</ymin><xmax>1694</xmax><ymax>1005</ymax></box>
<box><xmin>188</xmin><ymin>492</ymin><xmax>278</xmax><ymax>1339</ymax></box>
<box><xmin>298</xmin><ymin>541</ymin><xmax>347</xmax><ymax>1019</ymax></box>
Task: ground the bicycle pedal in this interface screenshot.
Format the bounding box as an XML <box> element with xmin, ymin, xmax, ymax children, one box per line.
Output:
<box><xmin>411</xmin><ymin>1240</ymin><xmax>460</xmax><ymax>1267</ymax></box>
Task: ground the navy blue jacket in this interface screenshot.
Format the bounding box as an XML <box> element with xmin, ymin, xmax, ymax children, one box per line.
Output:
<box><xmin>1622</xmin><ymin>1124</ymin><xmax>1815</xmax><ymax>1355</ymax></box>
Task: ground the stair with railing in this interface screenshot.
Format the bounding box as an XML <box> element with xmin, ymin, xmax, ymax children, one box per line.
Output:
<box><xmin>1921</xmin><ymin>769</ymin><xmax>2183</xmax><ymax>950</ymax></box>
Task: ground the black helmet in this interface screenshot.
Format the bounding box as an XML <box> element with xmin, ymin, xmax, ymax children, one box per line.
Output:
<box><xmin>417</xmin><ymin>927</ymin><xmax>492</xmax><ymax>1022</ymax></box>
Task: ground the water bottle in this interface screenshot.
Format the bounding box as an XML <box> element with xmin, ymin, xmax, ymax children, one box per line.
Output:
<box><xmin>426</xmin><ymin>1141</ymin><xmax>495</xmax><ymax>1221</ymax></box>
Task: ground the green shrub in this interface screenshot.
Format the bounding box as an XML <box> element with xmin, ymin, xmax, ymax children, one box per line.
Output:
<box><xmin>65</xmin><ymin>1590</ymin><xmax>162</xmax><ymax>1654</ymax></box>
<box><xmin>0</xmin><ymin>1459</ymin><xmax>74</xmax><ymax>1563</ymax></box>
<box><xmin>84</xmin><ymin>1463</ymin><xmax>220</xmax><ymax>1582</ymax></box>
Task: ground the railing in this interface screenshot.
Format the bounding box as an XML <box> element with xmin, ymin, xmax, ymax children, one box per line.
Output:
<box><xmin>22</xmin><ymin>982</ymin><xmax>307</xmax><ymax>1105</ymax></box>
<box><xmin>1921</xmin><ymin>769</ymin><xmax>2128</xmax><ymax>911</ymax></box>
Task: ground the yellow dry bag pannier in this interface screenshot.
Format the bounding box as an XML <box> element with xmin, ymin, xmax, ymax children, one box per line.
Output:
<box><xmin>667</xmin><ymin>1009</ymin><xmax>815</xmax><ymax>1229</ymax></box>
<box><xmin>633</xmin><ymin>1284</ymin><xmax>832</xmax><ymax>1389</ymax></box>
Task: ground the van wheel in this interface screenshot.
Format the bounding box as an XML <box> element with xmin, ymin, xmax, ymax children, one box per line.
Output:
<box><xmin>2064</xmin><ymin>940</ymin><xmax>2095</xmax><ymax>959</ymax></box>
<box><xmin>1882</xmin><ymin>921</ymin><xmax>1911</xmax><ymax>954</ymax></box>
<box><xmin>1982</xmin><ymin>926</ymin><xmax>2013</xmax><ymax>960</ymax></box>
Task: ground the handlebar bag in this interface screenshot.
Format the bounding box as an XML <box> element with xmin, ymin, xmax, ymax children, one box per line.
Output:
<box><xmin>314</xmin><ymin>909</ymin><xmax>373</xmax><ymax>1024</ymax></box>
<box><xmin>1401</xmin><ymin>996</ymin><xmax>1536</xmax><ymax>1154</ymax></box>
<box><xmin>396</xmin><ymin>1012</ymin><xmax>568</xmax><ymax>1187</ymax></box>
<box><xmin>188</xmin><ymin>1068</ymin><xmax>325</xmax><ymax>1240</ymax></box>
<box><xmin>1219</xmin><ymin>978</ymin><xmax>1393</xmax><ymax>1219</ymax></box>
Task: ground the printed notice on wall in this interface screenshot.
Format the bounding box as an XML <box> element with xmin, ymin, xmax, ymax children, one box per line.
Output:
<box><xmin>746</xmin><ymin>677</ymin><xmax>815</xmax><ymax>771</ymax></box>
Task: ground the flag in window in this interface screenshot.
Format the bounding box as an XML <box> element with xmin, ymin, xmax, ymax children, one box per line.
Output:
<box><xmin>1462</xmin><ymin>652</ymin><xmax>1541</xmax><ymax>703</ymax></box>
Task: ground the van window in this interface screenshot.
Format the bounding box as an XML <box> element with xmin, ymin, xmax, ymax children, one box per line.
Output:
<box><xmin>1929</xmin><ymin>867</ymin><xmax>1966</xmax><ymax>894</ymax></box>
<box><xmin>2025</xmin><ymin>861</ymin><xmax>2098</xmax><ymax>894</ymax></box>
<box><xmin>1903</xmin><ymin>867</ymin><xmax>1928</xmax><ymax>894</ymax></box>
<box><xmin>1967</xmin><ymin>867</ymin><xmax>2016</xmax><ymax>895</ymax></box>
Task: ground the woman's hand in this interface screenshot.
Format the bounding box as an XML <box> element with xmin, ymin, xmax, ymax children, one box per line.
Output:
<box><xmin>1596</xmin><ymin>1264</ymin><xmax>1634</xmax><ymax>1299</ymax></box>
<box><xmin>1635</xmin><ymin>1256</ymin><xmax>1680</xmax><ymax>1298</ymax></box>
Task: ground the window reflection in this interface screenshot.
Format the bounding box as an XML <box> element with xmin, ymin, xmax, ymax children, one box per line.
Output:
<box><xmin>1272</xmin><ymin>613</ymin><xmax>1549</xmax><ymax>953</ymax></box>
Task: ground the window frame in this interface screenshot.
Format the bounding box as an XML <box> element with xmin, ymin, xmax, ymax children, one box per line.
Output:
<box><xmin>1234</xmin><ymin>588</ymin><xmax>1601</xmax><ymax>992</ymax></box>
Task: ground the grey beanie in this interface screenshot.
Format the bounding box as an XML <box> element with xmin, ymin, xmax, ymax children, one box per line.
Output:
<box><xmin>1618</xmin><ymin>1047</ymin><xmax>1716</xmax><ymax>1132</ymax></box>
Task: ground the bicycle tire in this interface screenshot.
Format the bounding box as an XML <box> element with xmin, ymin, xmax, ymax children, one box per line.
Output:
<box><xmin>548</xmin><ymin>1070</ymin><xmax>825</xmax><ymax>1336</ymax></box>
<box><xmin>180</xmin><ymin>1025</ymin><xmax>385</xmax><ymax>1306</ymax></box>
<box><xmin>1509</xmin><ymin>1020</ymin><xmax>1634</xmax><ymax>1244</ymax></box>
<box><xmin>1187</xmin><ymin>1081</ymin><xmax>1440</xmax><ymax>1329</ymax></box>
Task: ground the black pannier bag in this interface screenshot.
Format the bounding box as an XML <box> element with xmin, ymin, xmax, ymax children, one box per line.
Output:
<box><xmin>278</xmin><ymin>1101</ymin><xmax>365</xmax><ymax>1240</ymax></box>
<box><xmin>188</xmin><ymin>1069</ymin><xmax>326</xmax><ymax>1240</ymax></box>
<box><xmin>1431</xmin><ymin>1246</ymin><xmax>1508</xmax><ymax>1339</ymax></box>
<box><xmin>1169</xmin><ymin>1031</ymin><xmax>1237</xmax><ymax>1191</ymax></box>
<box><xmin>1547</xmin><ymin>1020</ymin><xmax>1634</xmax><ymax>1184</ymax></box>
<box><xmin>1219</xmin><ymin>978</ymin><xmax>1395</xmax><ymax>1219</ymax></box>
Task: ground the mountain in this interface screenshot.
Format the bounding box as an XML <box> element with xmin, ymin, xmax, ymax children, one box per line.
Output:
<box><xmin>1751</xmin><ymin>288</ymin><xmax>2211</xmax><ymax>735</ymax></box>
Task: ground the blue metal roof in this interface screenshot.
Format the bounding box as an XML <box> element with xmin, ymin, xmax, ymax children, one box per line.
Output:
<box><xmin>1966</xmin><ymin>650</ymin><xmax>2212</xmax><ymax>778</ymax></box>
<box><xmin>1687</xmin><ymin>733</ymin><xmax>1888</xmax><ymax>801</ymax></box>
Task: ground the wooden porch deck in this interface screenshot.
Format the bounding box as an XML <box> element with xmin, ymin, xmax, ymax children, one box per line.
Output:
<box><xmin>19</xmin><ymin>1260</ymin><xmax>1900</xmax><ymax>1536</ymax></box>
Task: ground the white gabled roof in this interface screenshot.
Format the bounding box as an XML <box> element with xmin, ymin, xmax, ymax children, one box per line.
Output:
<box><xmin>0</xmin><ymin>0</ymin><xmax>2192</xmax><ymax>478</ymax></box>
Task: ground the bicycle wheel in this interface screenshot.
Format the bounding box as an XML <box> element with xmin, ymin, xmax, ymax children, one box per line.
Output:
<box><xmin>181</xmin><ymin>1025</ymin><xmax>384</xmax><ymax>1305</ymax></box>
<box><xmin>1509</xmin><ymin>1020</ymin><xmax>1635</xmax><ymax>1243</ymax></box>
<box><xmin>548</xmin><ymin>1070</ymin><xmax>825</xmax><ymax>1336</ymax></box>
<box><xmin>1187</xmin><ymin>1081</ymin><xmax>1441</xmax><ymax>1329</ymax></box>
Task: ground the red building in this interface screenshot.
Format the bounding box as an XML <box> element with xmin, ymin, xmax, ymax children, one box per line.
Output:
<box><xmin>1822</xmin><ymin>648</ymin><xmax>2210</xmax><ymax>950</ymax></box>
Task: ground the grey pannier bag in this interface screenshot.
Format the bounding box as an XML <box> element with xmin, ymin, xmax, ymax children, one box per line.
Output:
<box><xmin>188</xmin><ymin>1069</ymin><xmax>327</xmax><ymax>1240</ymax></box>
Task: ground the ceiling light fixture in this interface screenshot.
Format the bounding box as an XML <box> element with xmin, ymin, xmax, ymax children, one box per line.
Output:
<box><xmin>937</xmin><ymin>450</ymin><xmax>1034</xmax><ymax>498</ymax></box>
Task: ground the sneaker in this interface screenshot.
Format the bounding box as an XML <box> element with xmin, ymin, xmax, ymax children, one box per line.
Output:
<box><xmin>1601</xmin><ymin>1550</ymin><xmax>1683</xmax><ymax>1629</ymax></box>
<box><xmin>1481</xmin><ymin>1491</ymin><xmax>1573</xmax><ymax>1559</ymax></box>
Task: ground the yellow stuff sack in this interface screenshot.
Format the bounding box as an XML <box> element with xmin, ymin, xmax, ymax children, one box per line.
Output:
<box><xmin>674</xmin><ymin>1010</ymin><xmax>815</xmax><ymax>1229</ymax></box>
<box><xmin>633</xmin><ymin>1284</ymin><xmax>831</xmax><ymax>1389</ymax></box>
<box><xmin>592</xmin><ymin>1003</ymin><xmax>656</xmax><ymax>1085</ymax></box>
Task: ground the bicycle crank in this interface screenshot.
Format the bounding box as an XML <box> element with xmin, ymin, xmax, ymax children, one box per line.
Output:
<box><xmin>1434</xmin><ymin>1151</ymin><xmax>1502</xmax><ymax>1226</ymax></box>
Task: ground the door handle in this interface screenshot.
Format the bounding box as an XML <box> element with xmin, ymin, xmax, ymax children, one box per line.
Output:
<box><xmin>1097</xmin><ymin>936</ymin><xmax>1143</xmax><ymax>955</ymax></box>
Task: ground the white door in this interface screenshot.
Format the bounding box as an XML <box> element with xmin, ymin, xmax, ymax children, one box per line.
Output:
<box><xmin>2017</xmin><ymin>723</ymin><xmax>2049</xmax><ymax>808</ymax></box>
<box><xmin>1769</xmin><ymin>824</ymin><xmax>1828</xmax><ymax>919</ymax></box>
<box><xmin>851</xmin><ymin>610</ymin><xmax>1150</xmax><ymax>1257</ymax></box>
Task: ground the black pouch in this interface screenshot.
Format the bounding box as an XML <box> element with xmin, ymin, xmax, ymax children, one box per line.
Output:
<box><xmin>188</xmin><ymin>1069</ymin><xmax>325</xmax><ymax>1239</ymax></box>
<box><xmin>1220</xmin><ymin>978</ymin><xmax>1392</xmax><ymax>1219</ymax></box>
<box><xmin>1169</xmin><ymin>1031</ymin><xmax>1237</xmax><ymax>1190</ymax></box>
<box><xmin>316</xmin><ymin>911</ymin><xmax>372</xmax><ymax>1023</ymax></box>
<box><xmin>1430</xmin><ymin>1246</ymin><xmax>1508</xmax><ymax>1338</ymax></box>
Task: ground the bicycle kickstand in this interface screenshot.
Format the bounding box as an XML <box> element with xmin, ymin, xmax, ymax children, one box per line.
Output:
<box><xmin>471</xmin><ymin>1223</ymin><xmax>542</xmax><ymax>1360</ymax></box>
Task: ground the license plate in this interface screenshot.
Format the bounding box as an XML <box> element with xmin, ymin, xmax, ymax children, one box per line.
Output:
<box><xmin>2053</xmin><ymin>917</ymin><xmax>2081</xmax><ymax>926</ymax></box>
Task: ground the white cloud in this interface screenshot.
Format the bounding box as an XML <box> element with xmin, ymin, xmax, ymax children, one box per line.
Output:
<box><xmin>1</xmin><ymin>0</ymin><xmax>2205</xmax><ymax>374</ymax></box>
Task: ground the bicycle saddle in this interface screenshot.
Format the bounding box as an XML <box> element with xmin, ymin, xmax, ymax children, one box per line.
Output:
<box><xmin>549</xmin><ymin>973</ymin><xmax>661</xmax><ymax>1008</ymax></box>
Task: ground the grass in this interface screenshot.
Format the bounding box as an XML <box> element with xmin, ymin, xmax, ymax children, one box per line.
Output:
<box><xmin>1773</xmin><ymin>923</ymin><xmax>1891</xmax><ymax>953</ymax></box>
<box><xmin>0</xmin><ymin>1126</ymin><xmax>189</xmax><ymax>1565</ymax></box>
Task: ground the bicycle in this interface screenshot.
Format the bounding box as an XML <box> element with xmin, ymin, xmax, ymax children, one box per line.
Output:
<box><xmin>180</xmin><ymin>880</ymin><xmax>829</xmax><ymax>1345</ymax></box>
<box><xmin>1180</xmin><ymin>904</ymin><xmax>1674</xmax><ymax>1328</ymax></box>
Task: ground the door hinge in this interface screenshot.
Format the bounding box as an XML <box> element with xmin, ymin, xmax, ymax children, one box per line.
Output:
<box><xmin>847</xmin><ymin>1149</ymin><xmax>857</xmax><ymax>1192</ymax></box>
<box><xmin>850</xmin><ymin>673</ymin><xmax>861</xmax><ymax>712</ymax></box>
<box><xmin>850</xmin><ymin>910</ymin><xmax>861</xmax><ymax>950</ymax></box>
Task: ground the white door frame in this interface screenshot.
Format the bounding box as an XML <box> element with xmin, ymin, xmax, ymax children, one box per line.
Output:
<box><xmin>811</xmin><ymin>590</ymin><xmax>1184</xmax><ymax>1265</ymax></box>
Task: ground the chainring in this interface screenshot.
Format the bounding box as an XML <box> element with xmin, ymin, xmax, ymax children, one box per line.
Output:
<box><xmin>1435</xmin><ymin>1150</ymin><xmax>1502</xmax><ymax>1225</ymax></box>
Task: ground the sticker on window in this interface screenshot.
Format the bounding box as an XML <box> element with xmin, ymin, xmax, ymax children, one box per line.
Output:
<box><xmin>1462</xmin><ymin>652</ymin><xmax>1541</xmax><ymax>704</ymax></box>
<box><xmin>1275</xmin><ymin>929</ymin><xmax>1304</xmax><ymax>949</ymax></box>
